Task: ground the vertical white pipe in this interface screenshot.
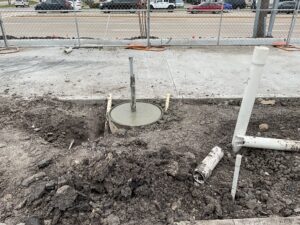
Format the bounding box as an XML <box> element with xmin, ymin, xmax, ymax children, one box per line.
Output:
<box><xmin>231</xmin><ymin>154</ymin><xmax>242</xmax><ymax>200</ymax></box>
<box><xmin>165</xmin><ymin>93</ymin><xmax>171</xmax><ymax>112</ymax></box>
<box><xmin>232</xmin><ymin>46</ymin><xmax>269</xmax><ymax>153</ymax></box>
<box><xmin>106</xmin><ymin>94</ymin><xmax>112</xmax><ymax>113</ymax></box>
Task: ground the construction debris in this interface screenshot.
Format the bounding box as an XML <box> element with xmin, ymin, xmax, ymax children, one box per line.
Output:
<box><xmin>64</xmin><ymin>47</ymin><xmax>73</xmax><ymax>54</ymax></box>
<box><xmin>194</xmin><ymin>146</ymin><xmax>224</xmax><ymax>184</ymax></box>
<box><xmin>260</xmin><ymin>99</ymin><xmax>276</xmax><ymax>105</ymax></box>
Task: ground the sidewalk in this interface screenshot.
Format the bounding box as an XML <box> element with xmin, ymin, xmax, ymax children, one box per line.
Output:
<box><xmin>0</xmin><ymin>46</ymin><xmax>299</xmax><ymax>100</ymax></box>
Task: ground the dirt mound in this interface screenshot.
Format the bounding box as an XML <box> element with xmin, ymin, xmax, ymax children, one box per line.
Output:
<box><xmin>0</xmin><ymin>97</ymin><xmax>299</xmax><ymax>225</ymax></box>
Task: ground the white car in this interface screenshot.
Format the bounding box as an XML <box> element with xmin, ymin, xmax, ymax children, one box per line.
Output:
<box><xmin>175</xmin><ymin>0</ymin><xmax>184</xmax><ymax>8</ymax></box>
<box><xmin>68</xmin><ymin>0</ymin><xmax>82</xmax><ymax>10</ymax></box>
<box><xmin>150</xmin><ymin>0</ymin><xmax>175</xmax><ymax>11</ymax></box>
<box><xmin>15</xmin><ymin>0</ymin><xmax>29</xmax><ymax>7</ymax></box>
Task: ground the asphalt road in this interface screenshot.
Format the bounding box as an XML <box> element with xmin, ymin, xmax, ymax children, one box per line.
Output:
<box><xmin>1</xmin><ymin>9</ymin><xmax>299</xmax><ymax>39</ymax></box>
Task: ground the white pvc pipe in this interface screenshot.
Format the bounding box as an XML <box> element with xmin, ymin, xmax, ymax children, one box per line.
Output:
<box><xmin>232</xmin><ymin>46</ymin><xmax>269</xmax><ymax>153</ymax></box>
<box><xmin>240</xmin><ymin>136</ymin><xmax>300</xmax><ymax>152</ymax></box>
<box><xmin>231</xmin><ymin>154</ymin><xmax>242</xmax><ymax>200</ymax></box>
<box><xmin>194</xmin><ymin>146</ymin><xmax>224</xmax><ymax>184</ymax></box>
<box><xmin>165</xmin><ymin>93</ymin><xmax>171</xmax><ymax>112</ymax></box>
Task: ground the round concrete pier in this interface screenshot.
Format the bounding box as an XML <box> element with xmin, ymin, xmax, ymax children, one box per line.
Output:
<box><xmin>109</xmin><ymin>102</ymin><xmax>162</xmax><ymax>127</ymax></box>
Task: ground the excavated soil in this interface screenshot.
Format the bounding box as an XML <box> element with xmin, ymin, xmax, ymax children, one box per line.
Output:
<box><xmin>0</xmin><ymin>96</ymin><xmax>299</xmax><ymax>225</ymax></box>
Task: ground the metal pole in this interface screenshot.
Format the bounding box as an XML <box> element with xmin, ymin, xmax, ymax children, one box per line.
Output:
<box><xmin>286</xmin><ymin>0</ymin><xmax>300</xmax><ymax>46</ymax></box>
<box><xmin>73</xmin><ymin>0</ymin><xmax>81</xmax><ymax>47</ymax></box>
<box><xmin>232</xmin><ymin>46</ymin><xmax>269</xmax><ymax>153</ymax></box>
<box><xmin>217</xmin><ymin>1</ymin><xmax>224</xmax><ymax>46</ymax></box>
<box><xmin>0</xmin><ymin>12</ymin><xmax>9</xmax><ymax>48</ymax></box>
<box><xmin>147</xmin><ymin>0</ymin><xmax>150</xmax><ymax>47</ymax></box>
<box><xmin>231</xmin><ymin>154</ymin><xmax>242</xmax><ymax>200</ymax></box>
<box><xmin>129</xmin><ymin>57</ymin><xmax>136</xmax><ymax>112</ymax></box>
<box><xmin>253</xmin><ymin>0</ymin><xmax>262</xmax><ymax>38</ymax></box>
<box><xmin>267</xmin><ymin>0</ymin><xmax>279</xmax><ymax>37</ymax></box>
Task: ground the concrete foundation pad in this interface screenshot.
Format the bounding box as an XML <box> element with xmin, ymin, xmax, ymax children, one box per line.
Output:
<box><xmin>175</xmin><ymin>216</ymin><xmax>300</xmax><ymax>225</ymax></box>
<box><xmin>0</xmin><ymin>46</ymin><xmax>299</xmax><ymax>99</ymax></box>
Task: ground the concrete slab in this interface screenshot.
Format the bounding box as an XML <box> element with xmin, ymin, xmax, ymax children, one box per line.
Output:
<box><xmin>175</xmin><ymin>216</ymin><xmax>300</xmax><ymax>225</ymax></box>
<box><xmin>0</xmin><ymin>46</ymin><xmax>299</xmax><ymax>99</ymax></box>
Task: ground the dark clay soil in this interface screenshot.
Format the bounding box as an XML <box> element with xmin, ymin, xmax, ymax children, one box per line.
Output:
<box><xmin>0</xmin><ymin>96</ymin><xmax>299</xmax><ymax>225</ymax></box>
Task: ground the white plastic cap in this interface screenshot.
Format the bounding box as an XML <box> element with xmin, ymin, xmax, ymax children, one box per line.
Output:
<box><xmin>252</xmin><ymin>46</ymin><xmax>269</xmax><ymax>65</ymax></box>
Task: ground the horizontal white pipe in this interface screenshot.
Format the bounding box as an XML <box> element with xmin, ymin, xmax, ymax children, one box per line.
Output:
<box><xmin>239</xmin><ymin>136</ymin><xmax>300</xmax><ymax>151</ymax></box>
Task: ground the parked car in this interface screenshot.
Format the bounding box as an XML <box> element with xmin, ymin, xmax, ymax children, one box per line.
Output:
<box><xmin>15</xmin><ymin>0</ymin><xmax>29</xmax><ymax>7</ymax></box>
<box><xmin>251</xmin><ymin>0</ymin><xmax>297</xmax><ymax>14</ymax></box>
<box><xmin>224</xmin><ymin>0</ymin><xmax>245</xmax><ymax>9</ymax></box>
<box><xmin>35</xmin><ymin>0</ymin><xmax>72</xmax><ymax>10</ymax></box>
<box><xmin>251</xmin><ymin>0</ymin><xmax>292</xmax><ymax>9</ymax></box>
<box><xmin>150</xmin><ymin>0</ymin><xmax>176</xmax><ymax>11</ymax></box>
<box><xmin>278</xmin><ymin>1</ymin><xmax>297</xmax><ymax>13</ymax></box>
<box><xmin>223</xmin><ymin>2</ymin><xmax>233</xmax><ymax>10</ymax></box>
<box><xmin>68</xmin><ymin>0</ymin><xmax>82</xmax><ymax>10</ymax></box>
<box><xmin>100</xmin><ymin>0</ymin><xmax>141</xmax><ymax>11</ymax></box>
<box><xmin>187</xmin><ymin>2</ymin><xmax>222</xmax><ymax>13</ymax></box>
<box><xmin>175</xmin><ymin>0</ymin><xmax>184</xmax><ymax>8</ymax></box>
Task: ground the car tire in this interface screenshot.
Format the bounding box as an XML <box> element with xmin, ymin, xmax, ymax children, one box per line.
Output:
<box><xmin>103</xmin><ymin>7</ymin><xmax>110</xmax><ymax>13</ymax></box>
<box><xmin>167</xmin><ymin>5</ymin><xmax>174</xmax><ymax>12</ymax></box>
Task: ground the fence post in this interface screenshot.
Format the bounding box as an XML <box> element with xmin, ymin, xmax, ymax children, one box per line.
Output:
<box><xmin>147</xmin><ymin>0</ymin><xmax>150</xmax><ymax>47</ymax></box>
<box><xmin>252</xmin><ymin>0</ymin><xmax>262</xmax><ymax>38</ymax></box>
<box><xmin>286</xmin><ymin>0</ymin><xmax>300</xmax><ymax>46</ymax></box>
<box><xmin>217</xmin><ymin>1</ymin><xmax>224</xmax><ymax>46</ymax></box>
<box><xmin>267</xmin><ymin>0</ymin><xmax>279</xmax><ymax>37</ymax></box>
<box><xmin>73</xmin><ymin>0</ymin><xmax>81</xmax><ymax>47</ymax></box>
<box><xmin>0</xmin><ymin>12</ymin><xmax>9</xmax><ymax>48</ymax></box>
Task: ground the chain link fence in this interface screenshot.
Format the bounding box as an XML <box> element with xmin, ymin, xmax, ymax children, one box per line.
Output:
<box><xmin>0</xmin><ymin>1</ymin><xmax>299</xmax><ymax>47</ymax></box>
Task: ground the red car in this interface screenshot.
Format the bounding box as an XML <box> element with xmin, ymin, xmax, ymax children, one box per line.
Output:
<box><xmin>187</xmin><ymin>2</ymin><xmax>223</xmax><ymax>13</ymax></box>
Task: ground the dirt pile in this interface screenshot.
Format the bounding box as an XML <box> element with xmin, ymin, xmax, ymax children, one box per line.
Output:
<box><xmin>0</xmin><ymin>97</ymin><xmax>299</xmax><ymax>225</ymax></box>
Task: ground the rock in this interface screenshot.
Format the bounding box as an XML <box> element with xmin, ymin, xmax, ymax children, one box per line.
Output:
<box><xmin>92</xmin><ymin>153</ymin><xmax>115</xmax><ymax>182</ymax></box>
<box><xmin>25</xmin><ymin>217</ymin><xmax>45</xmax><ymax>225</ymax></box>
<box><xmin>15</xmin><ymin>198</ymin><xmax>27</xmax><ymax>210</ymax></box>
<box><xmin>281</xmin><ymin>208</ymin><xmax>293</xmax><ymax>217</ymax></box>
<box><xmin>57</xmin><ymin>176</ymin><xmax>67</xmax><ymax>187</ymax></box>
<box><xmin>294</xmin><ymin>207</ymin><xmax>300</xmax><ymax>213</ymax></box>
<box><xmin>183</xmin><ymin>152</ymin><xmax>195</xmax><ymax>160</ymax></box>
<box><xmin>54</xmin><ymin>185</ymin><xmax>77</xmax><ymax>211</ymax></box>
<box><xmin>260</xmin><ymin>99</ymin><xmax>275</xmax><ymax>105</ymax></box>
<box><xmin>22</xmin><ymin>172</ymin><xmax>46</xmax><ymax>187</ymax></box>
<box><xmin>27</xmin><ymin>183</ymin><xmax>46</xmax><ymax>204</ymax></box>
<box><xmin>0</xmin><ymin>143</ymin><xmax>7</xmax><ymax>148</ymax></box>
<box><xmin>37</xmin><ymin>159</ymin><xmax>52</xmax><ymax>169</ymax></box>
<box><xmin>43</xmin><ymin>220</ymin><xmax>51</xmax><ymax>225</ymax></box>
<box><xmin>0</xmin><ymin>223</ymin><xmax>7</xmax><ymax>225</ymax></box>
<box><xmin>259</xmin><ymin>123</ymin><xmax>269</xmax><ymax>132</ymax></box>
<box><xmin>165</xmin><ymin>160</ymin><xmax>179</xmax><ymax>177</ymax></box>
<box><xmin>45</xmin><ymin>180</ymin><xmax>56</xmax><ymax>191</ymax></box>
<box><xmin>120</xmin><ymin>186</ymin><xmax>132</xmax><ymax>198</ymax></box>
<box><xmin>16</xmin><ymin>224</ymin><xmax>25</xmax><ymax>225</ymax></box>
<box><xmin>103</xmin><ymin>214</ymin><xmax>120</xmax><ymax>225</ymax></box>
<box><xmin>246</xmin><ymin>199</ymin><xmax>257</xmax><ymax>210</ymax></box>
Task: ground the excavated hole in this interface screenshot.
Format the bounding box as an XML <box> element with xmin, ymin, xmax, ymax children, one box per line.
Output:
<box><xmin>21</xmin><ymin>100</ymin><xmax>106</xmax><ymax>147</ymax></box>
